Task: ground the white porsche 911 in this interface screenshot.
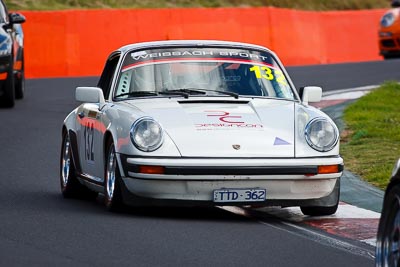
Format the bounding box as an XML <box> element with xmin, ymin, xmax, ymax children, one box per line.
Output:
<box><xmin>60</xmin><ymin>40</ymin><xmax>343</xmax><ymax>215</ymax></box>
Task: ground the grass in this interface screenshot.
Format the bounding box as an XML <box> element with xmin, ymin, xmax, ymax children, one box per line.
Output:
<box><xmin>340</xmin><ymin>82</ymin><xmax>400</xmax><ymax>189</ymax></box>
<box><xmin>6</xmin><ymin>0</ymin><xmax>392</xmax><ymax>11</ymax></box>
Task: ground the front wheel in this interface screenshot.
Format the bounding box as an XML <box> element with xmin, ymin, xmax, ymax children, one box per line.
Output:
<box><xmin>376</xmin><ymin>184</ymin><xmax>400</xmax><ymax>267</ymax></box>
<box><xmin>104</xmin><ymin>140</ymin><xmax>124</xmax><ymax>211</ymax></box>
<box><xmin>15</xmin><ymin>52</ymin><xmax>25</xmax><ymax>99</ymax></box>
<box><xmin>60</xmin><ymin>131</ymin><xmax>87</xmax><ymax>198</ymax></box>
<box><xmin>300</xmin><ymin>180</ymin><xmax>340</xmax><ymax>216</ymax></box>
<box><xmin>383</xmin><ymin>54</ymin><xmax>400</xmax><ymax>60</ymax></box>
<box><xmin>300</xmin><ymin>203</ymin><xmax>338</xmax><ymax>216</ymax></box>
<box><xmin>0</xmin><ymin>59</ymin><xmax>15</xmax><ymax>108</ymax></box>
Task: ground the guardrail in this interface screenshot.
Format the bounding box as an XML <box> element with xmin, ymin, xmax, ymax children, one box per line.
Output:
<box><xmin>21</xmin><ymin>7</ymin><xmax>386</xmax><ymax>78</ymax></box>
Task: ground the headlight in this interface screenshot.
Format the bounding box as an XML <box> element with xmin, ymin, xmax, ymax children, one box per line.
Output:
<box><xmin>130</xmin><ymin>117</ymin><xmax>163</xmax><ymax>152</ymax></box>
<box><xmin>305</xmin><ymin>118</ymin><xmax>338</xmax><ymax>152</ymax></box>
<box><xmin>381</xmin><ymin>13</ymin><xmax>395</xmax><ymax>27</ymax></box>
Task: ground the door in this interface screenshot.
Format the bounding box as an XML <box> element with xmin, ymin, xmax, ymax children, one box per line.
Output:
<box><xmin>77</xmin><ymin>103</ymin><xmax>104</xmax><ymax>183</ymax></box>
<box><xmin>77</xmin><ymin>52</ymin><xmax>121</xmax><ymax>184</ymax></box>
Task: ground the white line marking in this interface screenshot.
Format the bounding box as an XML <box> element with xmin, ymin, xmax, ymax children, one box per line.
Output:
<box><xmin>220</xmin><ymin>206</ymin><xmax>375</xmax><ymax>260</ymax></box>
<box><xmin>322</xmin><ymin>85</ymin><xmax>378</xmax><ymax>97</ymax></box>
<box><xmin>268</xmin><ymin>220</ymin><xmax>376</xmax><ymax>260</ymax></box>
<box><xmin>362</xmin><ymin>238</ymin><xmax>377</xmax><ymax>247</ymax></box>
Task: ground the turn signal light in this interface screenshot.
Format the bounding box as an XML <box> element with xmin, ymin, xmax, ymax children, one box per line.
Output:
<box><xmin>318</xmin><ymin>165</ymin><xmax>340</xmax><ymax>174</ymax></box>
<box><xmin>138</xmin><ymin>165</ymin><xmax>165</xmax><ymax>174</ymax></box>
<box><xmin>14</xmin><ymin>61</ymin><xmax>22</xmax><ymax>71</ymax></box>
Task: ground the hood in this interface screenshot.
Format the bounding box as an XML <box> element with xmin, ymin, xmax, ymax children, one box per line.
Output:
<box><xmin>126</xmin><ymin>98</ymin><xmax>295</xmax><ymax>157</ymax></box>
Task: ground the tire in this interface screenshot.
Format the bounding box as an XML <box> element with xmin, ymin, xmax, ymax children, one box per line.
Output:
<box><xmin>300</xmin><ymin>203</ymin><xmax>339</xmax><ymax>216</ymax></box>
<box><xmin>60</xmin><ymin>131</ymin><xmax>91</xmax><ymax>198</ymax></box>
<box><xmin>104</xmin><ymin>140</ymin><xmax>124</xmax><ymax>211</ymax></box>
<box><xmin>15</xmin><ymin>52</ymin><xmax>25</xmax><ymax>99</ymax></box>
<box><xmin>383</xmin><ymin>54</ymin><xmax>400</xmax><ymax>60</ymax></box>
<box><xmin>300</xmin><ymin>180</ymin><xmax>340</xmax><ymax>216</ymax></box>
<box><xmin>0</xmin><ymin>59</ymin><xmax>15</xmax><ymax>108</ymax></box>
<box><xmin>376</xmin><ymin>184</ymin><xmax>400</xmax><ymax>267</ymax></box>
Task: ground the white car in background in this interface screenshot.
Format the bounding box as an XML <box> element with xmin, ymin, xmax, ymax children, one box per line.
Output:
<box><xmin>60</xmin><ymin>40</ymin><xmax>343</xmax><ymax>216</ymax></box>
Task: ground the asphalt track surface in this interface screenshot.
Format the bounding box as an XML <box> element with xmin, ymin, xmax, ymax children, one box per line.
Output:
<box><xmin>287</xmin><ymin>59</ymin><xmax>400</xmax><ymax>90</ymax></box>
<box><xmin>1</xmin><ymin>59</ymin><xmax>400</xmax><ymax>266</ymax></box>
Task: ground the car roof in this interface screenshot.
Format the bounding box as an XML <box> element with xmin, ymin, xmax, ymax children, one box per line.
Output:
<box><xmin>117</xmin><ymin>40</ymin><xmax>274</xmax><ymax>54</ymax></box>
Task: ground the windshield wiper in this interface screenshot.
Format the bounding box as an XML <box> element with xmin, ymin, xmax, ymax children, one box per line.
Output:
<box><xmin>159</xmin><ymin>90</ymin><xmax>190</xmax><ymax>99</ymax></box>
<box><xmin>115</xmin><ymin>90</ymin><xmax>191</xmax><ymax>99</ymax></box>
<box><xmin>115</xmin><ymin>91</ymin><xmax>159</xmax><ymax>98</ymax></box>
<box><xmin>115</xmin><ymin>88</ymin><xmax>239</xmax><ymax>100</ymax></box>
<box><xmin>167</xmin><ymin>88</ymin><xmax>239</xmax><ymax>99</ymax></box>
<box><xmin>200</xmin><ymin>89</ymin><xmax>239</xmax><ymax>99</ymax></box>
<box><xmin>164</xmin><ymin>88</ymin><xmax>207</xmax><ymax>95</ymax></box>
<box><xmin>160</xmin><ymin>88</ymin><xmax>208</xmax><ymax>98</ymax></box>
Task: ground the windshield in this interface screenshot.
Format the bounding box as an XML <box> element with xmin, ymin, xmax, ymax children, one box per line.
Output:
<box><xmin>114</xmin><ymin>47</ymin><xmax>295</xmax><ymax>100</ymax></box>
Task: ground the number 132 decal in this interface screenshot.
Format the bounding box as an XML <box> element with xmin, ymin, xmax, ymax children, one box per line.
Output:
<box><xmin>84</xmin><ymin>122</ymin><xmax>95</xmax><ymax>163</ymax></box>
<box><xmin>249</xmin><ymin>65</ymin><xmax>287</xmax><ymax>85</ymax></box>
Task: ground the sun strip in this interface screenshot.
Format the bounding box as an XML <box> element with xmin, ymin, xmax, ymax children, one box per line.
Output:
<box><xmin>121</xmin><ymin>57</ymin><xmax>276</xmax><ymax>72</ymax></box>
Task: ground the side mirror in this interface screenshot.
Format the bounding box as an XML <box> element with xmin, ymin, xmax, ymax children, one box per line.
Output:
<box><xmin>392</xmin><ymin>0</ymin><xmax>400</xmax><ymax>8</ymax></box>
<box><xmin>9</xmin><ymin>13</ymin><xmax>26</xmax><ymax>24</ymax></box>
<box><xmin>76</xmin><ymin>87</ymin><xmax>105</xmax><ymax>105</ymax></box>
<box><xmin>299</xmin><ymin>86</ymin><xmax>322</xmax><ymax>105</ymax></box>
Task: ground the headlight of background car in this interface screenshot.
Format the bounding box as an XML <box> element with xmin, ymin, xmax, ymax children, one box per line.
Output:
<box><xmin>305</xmin><ymin>118</ymin><xmax>338</xmax><ymax>152</ymax></box>
<box><xmin>381</xmin><ymin>12</ymin><xmax>395</xmax><ymax>27</ymax></box>
<box><xmin>130</xmin><ymin>117</ymin><xmax>163</xmax><ymax>152</ymax></box>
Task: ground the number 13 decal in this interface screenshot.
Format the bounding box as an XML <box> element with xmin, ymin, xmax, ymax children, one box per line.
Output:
<box><xmin>249</xmin><ymin>65</ymin><xmax>287</xmax><ymax>85</ymax></box>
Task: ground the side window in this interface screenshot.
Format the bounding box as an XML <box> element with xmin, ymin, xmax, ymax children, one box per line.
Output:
<box><xmin>97</xmin><ymin>53</ymin><xmax>120</xmax><ymax>100</ymax></box>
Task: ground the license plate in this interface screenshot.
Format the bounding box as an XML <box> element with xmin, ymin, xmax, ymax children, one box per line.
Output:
<box><xmin>213</xmin><ymin>188</ymin><xmax>266</xmax><ymax>203</ymax></box>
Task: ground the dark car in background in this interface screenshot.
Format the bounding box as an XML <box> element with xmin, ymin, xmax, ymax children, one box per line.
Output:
<box><xmin>376</xmin><ymin>159</ymin><xmax>400</xmax><ymax>266</ymax></box>
<box><xmin>0</xmin><ymin>0</ymin><xmax>25</xmax><ymax>108</ymax></box>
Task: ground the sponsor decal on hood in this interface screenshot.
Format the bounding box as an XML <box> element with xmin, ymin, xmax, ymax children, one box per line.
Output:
<box><xmin>191</xmin><ymin>108</ymin><xmax>264</xmax><ymax>131</ymax></box>
<box><xmin>127</xmin><ymin>99</ymin><xmax>295</xmax><ymax>157</ymax></box>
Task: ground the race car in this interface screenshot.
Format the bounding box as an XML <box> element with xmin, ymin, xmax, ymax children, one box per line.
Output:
<box><xmin>60</xmin><ymin>40</ymin><xmax>343</xmax><ymax>216</ymax></box>
<box><xmin>379</xmin><ymin>0</ymin><xmax>400</xmax><ymax>59</ymax></box>
<box><xmin>0</xmin><ymin>0</ymin><xmax>25</xmax><ymax>107</ymax></box>
<box><xmin>376</xmin><ymin>159</ymin><xmax>400</xmax><ymax>266</ymax></box>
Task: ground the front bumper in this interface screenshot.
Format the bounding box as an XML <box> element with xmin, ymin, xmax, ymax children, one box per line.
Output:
<box><xmin>379</xmin><ymin>34</ymin><xmax>400</xmax><ymax>56</ymax></box>
<box><xmin>117</xmin><ymin>155</ymin><xmax>343</xmax><ymax>207</ymax></box>
<box><xmin>0</xmin><ymin>55</ymin><xmax>11</xmax><ymax>95</ymax></box>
